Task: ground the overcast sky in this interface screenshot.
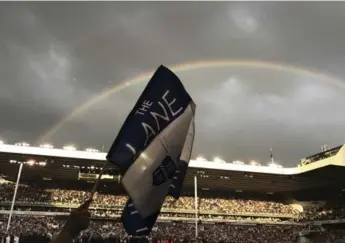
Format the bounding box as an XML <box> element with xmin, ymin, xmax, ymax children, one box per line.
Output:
<box><xmin>1</xmin><ymin>2</ymin><xmax>345</xmax><ymax>167</ymax></box>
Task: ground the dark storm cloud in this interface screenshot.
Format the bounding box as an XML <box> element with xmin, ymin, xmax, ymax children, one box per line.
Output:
<box><xmin>1</xmin><ymin>2</ymin><xmax>345</xmax><ymax>166</ymax></box>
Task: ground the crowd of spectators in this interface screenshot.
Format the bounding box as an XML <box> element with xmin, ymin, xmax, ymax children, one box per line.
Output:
<box><xmin>299</xmin><ymin>202</ymin><xmax>345</xmax><ymax>221</ymax></box>
<box><xmin>0</xmin><ymin>183</ymin><xmax>298</xmax><ymax>216</ymax></box>
<box><xmin>0</xmin><ymin>216</ymin><xmax>334</xmax><ymax>243</ymax></box>
<box><xmin>1</xmin><ymin>216</ymin><xmax>345</xmax><ymax>243</ymax></box>
<box><xmin>2</xmin><ymin>182</ymin><xmax>345</xmax><ymax>242</ymax></box>
<box><xmin>0</xmin><ymin>206</ymin><xmax>291</xmax><ymax>223</ymax></box>
<box><xmin>4</xmin><ymin>182</ymin><xmax>345</xmax><ymax>222</ymax></box>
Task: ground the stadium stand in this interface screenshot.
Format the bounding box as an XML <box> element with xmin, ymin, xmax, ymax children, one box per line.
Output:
<box><xmin>1</xmin><ymin>144</ymin><xmax>345</xmax><ymax>242</ymax></box>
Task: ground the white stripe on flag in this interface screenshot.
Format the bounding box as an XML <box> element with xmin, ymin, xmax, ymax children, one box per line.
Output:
<box><xmin>136</xmin><ymin>227</ymin><xmax>149</xmax><ymax>233</ymax></box>
<box><xmin>126</xmin><ymin>143</ymin><xmax>137</xmax><ymax>155</ymax></box>
<box><xmin>121</xmin><ymin>102</ymin><xmax>195</xmax><ymax>218</ymax></box>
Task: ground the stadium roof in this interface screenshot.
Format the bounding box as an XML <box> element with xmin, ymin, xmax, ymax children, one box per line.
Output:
<box><xmin>1</xmin><ymin>144</ymin><xmax>345</xmax><ymax>200</ymax></box>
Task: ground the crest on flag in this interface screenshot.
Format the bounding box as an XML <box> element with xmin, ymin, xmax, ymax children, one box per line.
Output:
<box><xmin>152</xmin><ymin>156</ymin><xmax>177</xmax><ymax>186</ymax></box>
<box><xmin>107</xmin><ymin>65</ymin><xmax>196</xmax><ymax>236</ymax></box>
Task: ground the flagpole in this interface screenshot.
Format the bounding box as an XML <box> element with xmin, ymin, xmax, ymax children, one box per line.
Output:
<box><xmin>6</xmin><ymin>162</ymin><xmax>23</xmax><ymax>233</ymax></box>
<box><xmin>89</xmin><ymin>160</ymin><xmax>108</xmax><ymax>200</ymax></box>
<box><xmin>194</xmin><ymin>175</ymin><xmax>198</xmax><ymax>239</ymax></box>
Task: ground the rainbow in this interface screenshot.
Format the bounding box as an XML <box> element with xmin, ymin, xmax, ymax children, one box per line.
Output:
<box><xmin>36</xmin><ymin>59</ymin><xmax>345</xmax><ymax>144</ymax></box>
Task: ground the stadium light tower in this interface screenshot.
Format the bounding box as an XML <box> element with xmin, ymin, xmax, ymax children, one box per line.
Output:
<box><xmin>267</xmin><ymin>147</ymin><xmax>283</xmax><ymax>168</ymax></box>
<box><xmin>38</xmin><ymin>161</ymin><xmax>47</xmax><ymax>166</ymax></box>
<box><xmin>63</xmin><ymin>145</ymin><xmax>77</xmax><ymax>151</ymax></box>
<box><xmin>268</xmin><ymin>147</ymin><xmax>277</xmax><ymax>167</ymax></box>
<box><xmin>40</xmin><ymin>144</ymin><xmax>54</xmax><ymax>149</ymax></box>
<box><xmin>268</xmin><ymin>162</ymin><xmax>278</xmax><ymax>168</ymax></box>
<box><xmin>250</xmin><ymin>160</ymin><xmax>260</xmax><ymax>166</ymax></box>
<box><xmin>27</xmin><ymin>160</ymin><xmax>35</xmax><ymax>166</ymax></box>
<box><xmin>85</xmin><ymin>148</ymin><xmax>100</xmax><ymax>153</ymax></box>
<box><xmin>270</xmin><ymin>147</ymin><xmax>274</xmax><ymax>163</ymax></box>
<box><xmin>213</xmin><ymin>157</ymin><xmax>226</xmax><ymax>163</ymax></box>
<box><xmin>233</xmin><ymin>160</ymin><xmax>244</xmax><ymax>165</ymax></box>
<box><xmin>14</xmin><ymin>142</ymin><xmax>30</xmax><ymax>147</ymax></box>
<box><xmin>196</xmin><ymin>156</ymin><xmax>206</xmax><ymax>161</ymax></box>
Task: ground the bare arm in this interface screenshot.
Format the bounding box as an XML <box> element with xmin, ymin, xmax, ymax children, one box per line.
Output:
<box><xmin>53</xmin><ymin>200</ymin><xmax>91</xmax><ymax>243</ymax></box>
<box><xmin>53</xmin><ymin>229</ymin><xmax>75</xmax><ymax>243</ymax></box>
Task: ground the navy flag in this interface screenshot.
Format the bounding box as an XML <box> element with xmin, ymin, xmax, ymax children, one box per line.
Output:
<box><xmin>107</xmin><ymin>65</ymin><xmax>196</xmax><ymax>236</ymax></box>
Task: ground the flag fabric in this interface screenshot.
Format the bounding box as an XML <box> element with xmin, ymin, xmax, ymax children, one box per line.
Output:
<box><xmin>121</xmin><ymin>199</ymin><xmax>160</xmax><ymax>236</ymax></box>
<box><xmin>107</xmin><ymin>65</ymin><xmax>196</xmax><ymax>236</ymax></box>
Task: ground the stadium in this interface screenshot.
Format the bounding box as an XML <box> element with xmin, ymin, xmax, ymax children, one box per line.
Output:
<box><xmin>3</xmin><ymin>0</ymin><xmax>345</xmax><ymax>242</ymax></box>
<box><xmin>1</xmin><ymin>143</ymin><xmax>345</xmax><ymax>243</ymax></box>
